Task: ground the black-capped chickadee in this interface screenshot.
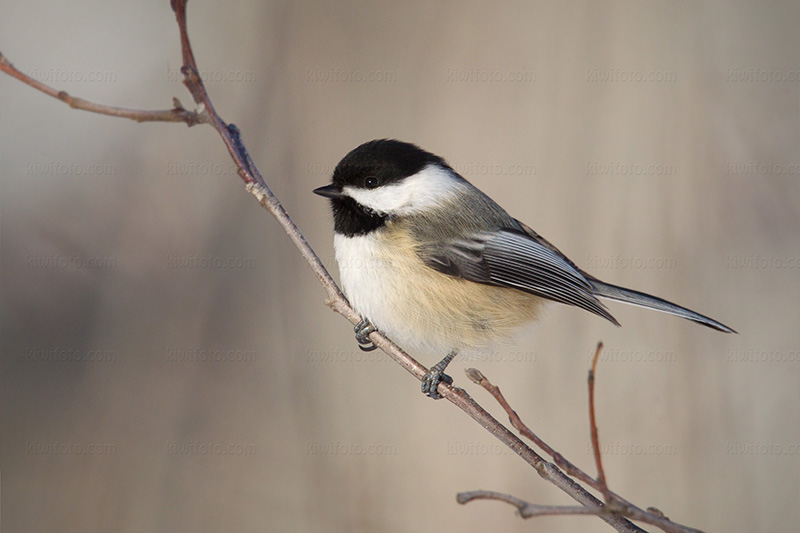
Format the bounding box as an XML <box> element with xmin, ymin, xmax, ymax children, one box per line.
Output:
<box><xmin>314</xmin><ymin>139</ymin><xmax>735</xmax><ymax>399</ymax></box>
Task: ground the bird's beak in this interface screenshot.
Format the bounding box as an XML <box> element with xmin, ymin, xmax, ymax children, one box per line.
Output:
<box><xmin>313</xmin><ymin>184</ymin><xmax>346</xmax><ymax>199</ymax></box>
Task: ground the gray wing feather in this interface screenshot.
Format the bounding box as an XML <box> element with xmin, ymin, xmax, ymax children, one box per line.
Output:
<box><xmin>422</xmin><ymin>229</ymin><xmax>620</xmax><ymax>326</ymax></box>
<box><xmin>590</xmin><ymin>279</ymin><xmax>737</xmax><ymax>333</ymax></box>
<box><xmin>418</xmin><ymin>207</ymin><xmax>734</xmax><ymax>332</ymax></box>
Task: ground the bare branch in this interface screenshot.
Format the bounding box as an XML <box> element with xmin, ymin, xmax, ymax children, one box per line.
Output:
<box><xmin>0</xmin><ymin>53</ymin><xmax>207</xmax><ymax>125</ymax></box>
<box><xmin>457</xmin><ymin>490</ymin><xmax>605</xmax><ymax>518</ymax></box>
<box><xmin>466</xmin><ymin>366</ymin><xmax>705</xmax><ymax>533</ymax></box>
<box><xmin>589</xmin><ymin>341</ymin><xmax>613</xmax><ymax>503</ymax></box>
<box><xmin>464</xmin><ymin>367</ymin><xmax>600</xmax><ymax>487</ymax></box>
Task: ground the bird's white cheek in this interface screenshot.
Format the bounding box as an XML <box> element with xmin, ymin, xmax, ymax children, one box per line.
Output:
<box><xmin>343</xmin><ymin>185</ymin><xmax>411</xmax><ymax>214</ymax></box>
<box><xmin>342</xmin><ymin>165</ymin><xmax>464</xmax><ymax>216</ymax></box>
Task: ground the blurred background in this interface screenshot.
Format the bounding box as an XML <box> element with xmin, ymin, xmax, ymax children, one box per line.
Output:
<box><xmin>2</xmin><ymin>1</ymin><xmax>798</xmax><ymax>531</ymax></box>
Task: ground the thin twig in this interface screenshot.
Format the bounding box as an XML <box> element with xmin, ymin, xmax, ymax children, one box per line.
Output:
<box><xmin>0</xmin><ymin>53</ymin><xmax>207</xmax><ymax>125</ymax></box>
<box><xmin>464</xmin><ymin>367</ymin><xmax>601</xmax><ymax>488</ymax></box>
<box><xmin>589</xmin><ymin>341</ymin><xmax>613</xmax><ymax>503</ymax></box>
<box><xmin>466</xmin><ymin>367</ymin><xmax>705</xmax><ymax>533</ymax></box>
<box><xmin>457</xmin><ymin>490</ymin><xmax>606</xmax><ymax>518</ymax></box>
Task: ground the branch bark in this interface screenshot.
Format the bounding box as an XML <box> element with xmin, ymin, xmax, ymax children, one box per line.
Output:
<box><xmin>457</xmin><ymin>490</ymin><xmax>609</xmax><ymax>518</ymax></box>
<box><xmin>0</xmin><ymin>54</ymin><xmax>207</xmax><ymax>125</ymax></box>
<box><xmin>465</xmin><ymin>362</ymin><xmax>704</xmax><ymax>533</ymax></box>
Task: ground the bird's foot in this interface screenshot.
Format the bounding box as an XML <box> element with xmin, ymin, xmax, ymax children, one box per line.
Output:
<box><xmin>421</xmin><ymin>351</ymin><xmax>458</xmax><ymax>399</ymax></box>
<box><xmin>421</xmin><ymin>369</ymin><xmax>453</xmax><ymax>400</ymax></box>
<box><xmin>354</xmin><ymin>318</ymin><xmax>378</xmax><ymax>352</ymax></box>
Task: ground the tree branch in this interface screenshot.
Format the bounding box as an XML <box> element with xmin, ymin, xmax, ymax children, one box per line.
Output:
<box><xmin>0</xmin><ymin>53</ymin><xmax>207</xmax><ymax>125</ymax></box>
<box><xmin>589</xmin><ymin>342</ymin><xmax>614</xmax><ymax>504</ymax></box>
<box><xmin>0</xmin><ymin>2</ymin><xmax>702</xmax><ymax>532</ymax></box>
<box><xmin>457</xmin><ymin>490</ymin><xmax>608</xmax><ymax>519</ymax></box>
<box><xmin>464</xmin><ymin>356</ymin><xmax>704</xmax><ymax>533</ymax></box>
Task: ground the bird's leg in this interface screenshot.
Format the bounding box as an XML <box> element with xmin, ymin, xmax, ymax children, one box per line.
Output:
<box><xmin>354</xmin><ymin>317</ymin><xmax>378</xmax><ymax>352</ymax></box>
<box><xmin>421</xmin><ymin>351</ymin><xmax>457</xmax><ymax>400</ymax></box>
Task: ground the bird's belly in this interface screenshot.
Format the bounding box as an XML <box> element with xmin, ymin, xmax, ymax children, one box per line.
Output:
<box><xmin>334</xmin><ymin>232</ymin><xmax>545</xmax><ymax>354</ymax></box>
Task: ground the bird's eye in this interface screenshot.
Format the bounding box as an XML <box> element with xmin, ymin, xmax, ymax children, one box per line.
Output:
<box><xmin>364</xmin><ymin>177</ymin><xmax>379</xmax><ymax>189</ymax></box>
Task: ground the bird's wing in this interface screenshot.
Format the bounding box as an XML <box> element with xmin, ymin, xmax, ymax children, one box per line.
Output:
<box><xmin>513</xmin><ymin>220</ymin><xmax>735</xmax><ymax>332</ymax></box>
<box><xmin>420</xmin><ymin>227</ymin><xmax>620</xmax><ymax>326</ymax></box>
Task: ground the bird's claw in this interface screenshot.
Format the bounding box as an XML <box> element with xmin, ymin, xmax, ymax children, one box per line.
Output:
<box><xmin>421</xmin><ymin>369</ymin><xmax>453</xmax><ymax>399</ymax></box>
<box><xmin>354</xmin><ymin>318</ymin><xmax>378</xmax><ymax>352</ymax></box>
<box><xmin>420</xmin><ymin>351</ymin><xmax>458</xmax><ymax>399</ymax></box>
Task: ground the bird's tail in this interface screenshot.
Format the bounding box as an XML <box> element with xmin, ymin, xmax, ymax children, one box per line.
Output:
<box><xmin>590</xmin><ymin>279</ymin><xmax>736</xmax><ymax>333</ymax></box>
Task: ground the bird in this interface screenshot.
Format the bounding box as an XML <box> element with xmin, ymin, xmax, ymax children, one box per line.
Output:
<box><xmin>314</xmin><ymin>139</ymin><xmax>735</xmax><ymax>399</ymax></box>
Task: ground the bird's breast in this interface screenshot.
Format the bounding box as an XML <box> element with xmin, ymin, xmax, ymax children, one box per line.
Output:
<box><xmin>333</xmin><ymin>225</ymin><xmax>546</xmax><ymax>354</ymax></box>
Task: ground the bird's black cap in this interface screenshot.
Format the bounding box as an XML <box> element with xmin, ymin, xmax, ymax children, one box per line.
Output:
<box><xmin>329</xmin><ymin>139</ymin><xmax>448</xmax><ymax>191</ymax></box>
<box><xmin>313</xmin><ymin>140</ymin><xmax>450</xmax><ymax>236</ymax></box>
